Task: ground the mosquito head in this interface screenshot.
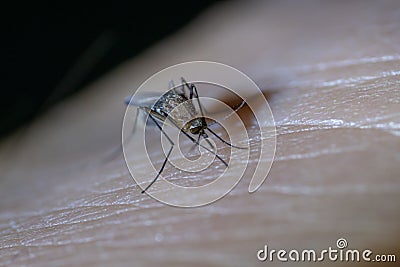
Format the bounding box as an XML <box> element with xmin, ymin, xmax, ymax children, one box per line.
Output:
<box><xmin>186</xmin><ymin>117</ymin><xmax>207</xmax><ymax>135</ymax></box>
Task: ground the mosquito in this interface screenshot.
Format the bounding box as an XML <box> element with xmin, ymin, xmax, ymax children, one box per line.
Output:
<box><xmin>125</xmin><ymin>78</ymin><xmax>246</xmax><ymax>193</ymax></box>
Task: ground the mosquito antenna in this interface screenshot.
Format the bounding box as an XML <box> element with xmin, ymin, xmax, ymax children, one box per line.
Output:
<box><xmin>206</xmin><ymin>128</ymin><xmax>247</xmax><ymax>149</ymax></box>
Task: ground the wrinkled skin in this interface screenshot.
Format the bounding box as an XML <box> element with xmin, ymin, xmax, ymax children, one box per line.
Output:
<box><xmin>1</xmin><ymin>1</ymin><xmax>399</xmax><ymax>266</ymax></box>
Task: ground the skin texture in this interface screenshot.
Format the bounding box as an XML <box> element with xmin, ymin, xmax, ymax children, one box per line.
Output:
<box><xmin>1</xmin><ymin>1</ymin><xmax>399</xmax><ymax>266</ymax></box>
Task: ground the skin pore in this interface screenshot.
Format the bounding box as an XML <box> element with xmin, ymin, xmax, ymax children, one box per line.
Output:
<box><xmin>1</xmin><ymin>1</ymin><xmax>399</xmax><ymax>266</ymax></box>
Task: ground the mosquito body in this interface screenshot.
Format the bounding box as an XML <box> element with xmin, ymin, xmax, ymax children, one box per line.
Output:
<box><xmin>125</xmin><ymin>78</ymin><xmax>245</xmax><ymax>193</ymax></box>
<box><xmin>150</xmin><ymin>87</ymin><xmax>207</xmax><ymax>135</ymax></box>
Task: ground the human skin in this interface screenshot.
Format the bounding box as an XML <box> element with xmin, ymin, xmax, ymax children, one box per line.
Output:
<box><xmin>1</xmin><ymin>1</ymin><xmax>399</xmax><ymax>266</ymax></box>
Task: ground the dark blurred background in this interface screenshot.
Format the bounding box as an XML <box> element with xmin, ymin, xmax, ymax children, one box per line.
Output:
<box><xmin>1</xmin><ymin>1</ymin><xmax>216</xmax><ymax>139</ymax></box>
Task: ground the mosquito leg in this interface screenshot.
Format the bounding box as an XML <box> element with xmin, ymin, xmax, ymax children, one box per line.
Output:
<box><xmin>181</xmin><ymin>77</ymin><xmax>203</xmax><ymax>113</ymax></box>
<box><xmin>141</xmin><ymin>145</ymin><xmax>173</xmax><ymax>193</ymax></box>
<box><xmin>188</xmin><ymin>79</ymin><xmax>206</xmax><ymax>117</ymax></box>
<box><xmin>188</xmin><ymin>134</ymin><xmax>202</xmax><ymax>153</ymax></box>
<box><xmin>146</xmin><ymin>111</ymin><xmax>174</xmax><ymax>145</ymax></box>
<box><xmin>206</xmin><ymin>127</ymin><xmax>247</xmax><ymax>149</ymax></box>
<box><xmin>181</xmin><ymin>77</ymin><xmax>193</xmax><ymax>98</ymax></box>
<box><xmin>204</xmin><ymin>137</ymin><xmax>215</xmax><ymax>150</ymax></box>
<box><xmin>182</xmin><ymin>129</ymin><xmax>227</xmax><ymax>166</ymax></box>
<box><xmin>181</xmin><ymin>77</ymin><xmax>212</xmax><ymax>116</ymax></box>
<box><xmin>169</xmin><ymin>79</ymin><xmax>182</xmax><ymax>96</ymax></box>
<box><xmin>189</xmin><ymin>134</ymin><xmax>215</xmax><ymax>152</ymax></box>
<box><xmin>140</xmin><ymin>110</ymin><xmax>175</xmax><ymax>193</ymax></box>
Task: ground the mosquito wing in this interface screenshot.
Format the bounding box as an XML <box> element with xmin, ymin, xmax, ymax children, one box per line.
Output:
<box><xmin>125</xmin><ymin>92</ymin><xmax>181</xmax><ymax>129</ymax></box>
<box><xmin>125</xmin><ymin>92</ymin><xmax>164</xmax><ymax>108</ymax></box>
